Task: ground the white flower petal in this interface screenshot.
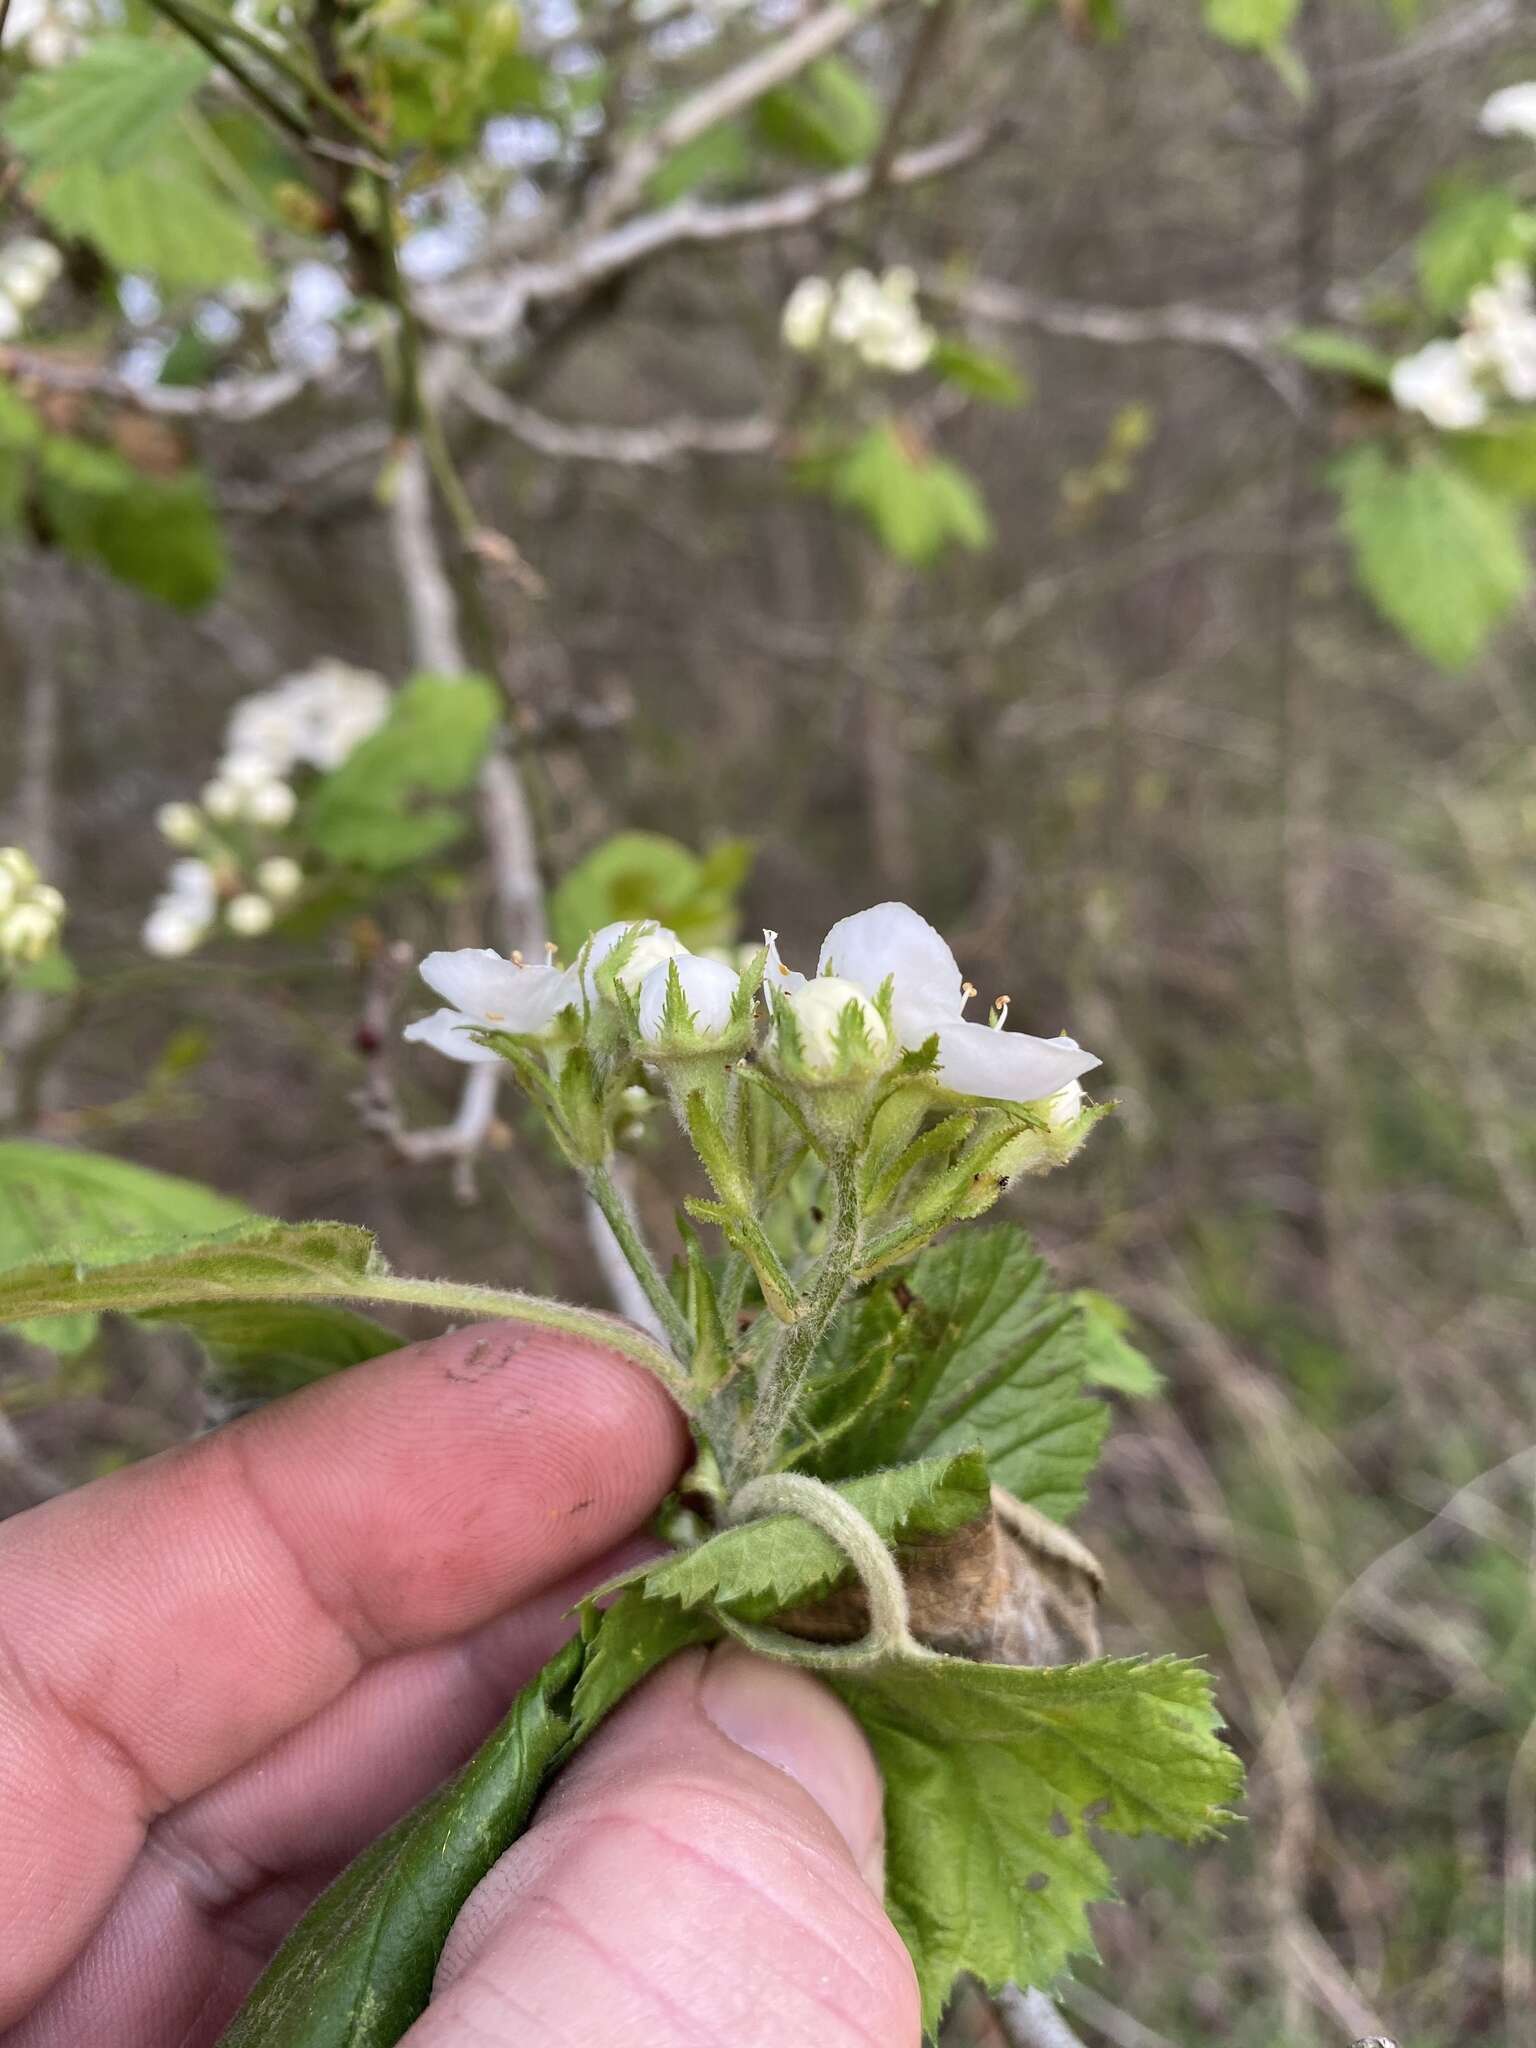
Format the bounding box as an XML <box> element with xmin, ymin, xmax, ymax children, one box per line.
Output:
<box><xmin>578</xmin><ymin>921</ymin><xmax>686</xmax><ymax>1001</ymax></box>
<box><xmin>817</xmin><ymin>901</ymin><xmax>966</xmax><ymax>1037</ymax></box>
<box><xmin>418</xmin><ymin>948</ymin><xmax>525</xmax><ymax>1019</ymax></box>
<box><xmin>934</xmin><ymin>1020</ymin><xmax>1100</xmax><ymax>1103</ymax></box>
<box><xmin>402</xmin><ymin>1008</ymin><xmax>503</xmax><ymax>1064</ymax></box>
<box><xmin>762</xmin><ymin>930</ymin><xmax>807</xmax><ymax>1008</ymax></box>
<box><xmin>785</xmin><ymin>975</ymin><xmax>890</xmax><ymax>1070</ymax></box>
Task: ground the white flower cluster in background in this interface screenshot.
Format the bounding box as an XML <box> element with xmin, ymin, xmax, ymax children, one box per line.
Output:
<box><xmin>1480</xmin><ymin>82</ymin><xmax>1536</xmax><ymax>144</ymax></box>
<box><xmin>407</xmin><ymin>900</ymin><xmax>1098</xmax><ymax>1121</ymax></box>
<box><xmin>142</xmin><ymin>659</ymin><xmax>389</xmax><ymax>957</ymax></box>
<box><xmin>0</xmin><ymin>0</ymin><xmax>91</xmax><ymax>68</ymax></box>
<box><xmin>0</xmin><ymin>237</ymin><xmax>62</xmax><ymax>343</ymax></box>
<box><xmin>781</xmin><ymin>267</ymin><xmax>936</xmax><ymax>375</ymax></box>
<box><xmin>1390</xmin><ymin>262</ymin><xmax>1536</xmax><ymax>429</ymax></box>
<box><xmin>0</xmin><ymin>847</ymin><xmax>66</xmax><ymax>968</ymax></box>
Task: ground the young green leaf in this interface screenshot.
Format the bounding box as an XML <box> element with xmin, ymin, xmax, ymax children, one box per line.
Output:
<box><xmin>219</xmin><ymin>1637</ymin><xmax>584</xmax><ymax>2048</ymax></box>
<box><xmin>0</xmin><ymin>1140</ymin><xmax>247</xmax><ymax>1355</ymax></box>
<box><xmin>810</xmin><ymin>424</ymin><xmax>993</xmax><ymax>566</ymax></box>
<box><xmin>38</xmin><ymin>440</ymin><xmax>226</xmax><ymax>610</ymax></box>
<box><xmin>755</xmin><ymin>56</ymin><xmax>879</xmax><ymax>168</ymax></box>
<box><xmin>1</xmin><ymin>37</ymin><xmax>209</xmax><ymax>173</ymax></box>
<box><xmin>1415</xmin><ymin>184</ymin><xmax>1531</xmax><ymax>319</ymax></box>
<box><xmin>1072</xmin><ymin>1289</ymin><xmax>1164</xmax><ymax>1397</ymax></box>
<box><xmin>834</xmin><ymin>1651</ymin><xmax>1243</xmax><ymax>2030</ymax></box>
<box><xmin>27</xmin><ymin>135</ymin><xmax>267</xmax><ymax>289</ymax></box>
<box><xmin>1282</xmin><ymin>327</ymin><xmax>1394</xmax><ymax>388</ymax></box>
<box><xmin>930</xmin><ymin>338</ymin><xmax>1031</xmax><ymax>408</ymax></box>
<box><xmin>807</xmin><ymin>1226</ymin><xmax>1106</xmax><ymax>1523</ymax></box>
<box><xmin>1334</xmin><ymin>443</ymin><xmax>1530</xmax><ymax>669</ymax></box>
<box><xmin>0</xmin><ymin>1216</ymin><xmax>689</xmax><ymax>1395</ymax></box>
<box><xmin>305</xmin><ymin>674</ymin><xmax>501</xmax><ymax>872</ymax></box>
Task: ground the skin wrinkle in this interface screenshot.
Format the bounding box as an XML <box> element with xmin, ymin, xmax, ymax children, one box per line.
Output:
<box><xmin>607</xmin><ymin>1807</ymin><xmax>903</xmax><ymax>2018</ymax></box>
<box><xmin>533</xmin><ymin>1892</ymin><xmax>719</xmax><ymax>2047</ymax></box>
<box><xmin>0</xmin><ymin>1330</ymin><xmax>688</xmax><ymax>2035</ymax></box>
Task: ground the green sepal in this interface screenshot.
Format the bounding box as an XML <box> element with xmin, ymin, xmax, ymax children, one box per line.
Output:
<box><xmin>684</xmin><ymin>1196</ymin><xmax>800</xmax><ymax>1323</ymax></box>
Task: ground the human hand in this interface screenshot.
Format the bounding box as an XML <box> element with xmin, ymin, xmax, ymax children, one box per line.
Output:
<box><xmin>0</xmin><ymin>1324</ymin><xmax>919</xmax><ymax>2046</ymax></box>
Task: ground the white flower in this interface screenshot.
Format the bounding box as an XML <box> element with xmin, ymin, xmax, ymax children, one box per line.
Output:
<box><xmin>0</xmin><ymin>848</ymin><xmax>65</xmax><ymax>965</ymax></box>
<box><xmin>578</xmin><ymin>920</ymin><xmax>688</xmax><ymax>1003</ymax></box>
<box><xmin>166</xmin><ymin>858</ymin><xmax>218</xmax><ymax>922</ymax></box>
<box><xmin>202</xmin><ymin>777</ymin><xmax>243</xmax><ymax>823</ymax></box>
<box><xmin>274</xmin><ymin>659</ymin><xmax>391</xmax><ymax>771</ymax></box>
<box><xmin>245</xmin><ymin>779</ymin><xmax>297</xmax><ymax>828</ymax></box>
<box><xmin>823</xmin><ymin>267</ymin><xmax>935</xmax><ymax>376</ymax></box>
<box><xmin>810</xmin><ymin>900</ymin><xmax>1100</xmax><ymax>1104</ymax></box>
<box><xmin>257</xmin><ymin>855</ymin><xmax>303</xmax><ymax>901</ymax></box>
<box><xmin>1044</xmin><ymin>1074</ymin><xmax>1085</xmax><ymax>1128</ymax></box>
<box><xmin>0</xmin><ymin>237</ymin><xmax>61</xmax><ymax>315</ymax></box>
<box><xmin>404</xmin><ymin>947</ymin><xmax>579</xmax><ymax>1064</ymax></box>
<box><xmin>1479</xmin><ymin>82</ymin><xmax>1536</xmax><ymax>142</ymax></box>
<box><xmin>1463</xmin><ymin>262</ymin><xmax>1536</xmax><ymax>402</ymax></box>
<box><xmin>156</xmin><ymin>801</ymin><xmax>203</xmax><ymax>848</ymax></box>
<box><xmin>782</xmin><ymin>975</ymin><xmax>891</xmax><ymax>1073</ymax></box>
<box><xmin>226</xmin><ymin>893</ymin><xmax>274</xmax><ymax>937</ymax></box>
<box><xmin>637</xmin><ymin>951</ymin><xmax>740</xmax><ymax>1043</ymax></box>
<box><xmin>142</xmin><ymin>905</ymin><xmax>204</xmax><ymax>958</ymax></box>
<box><xmin>782</xmin><ymin>276</ymin><xmax>833</xmax><ymax>352</ymax></box>
<box><xmin>1389</xmin><ymin>339</ymin><xmax>1488</xmax><ymax>429</ymax></box>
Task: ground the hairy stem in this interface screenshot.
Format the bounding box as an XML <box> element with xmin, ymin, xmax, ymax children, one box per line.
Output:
<box><xmin>746</xmin><ymin>1148</ymin><xmax>863</xmax><ymax>1476</ymax></box>
<box><xmin>583</xmin><ymin>1161</ymin><xmax>695</xmax><ymax>1369</ymax></box>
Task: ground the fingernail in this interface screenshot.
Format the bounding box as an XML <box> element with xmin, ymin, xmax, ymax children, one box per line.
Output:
<box><xmin>698</xmin><ymin>1641</ymin><xmax>886</xmax><ymax>1892</ymax></box>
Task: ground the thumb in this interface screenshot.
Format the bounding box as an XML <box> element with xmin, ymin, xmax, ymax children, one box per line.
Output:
<box><xmin>406</xmin><ymin>1644</ymin><xmax>921</xmax><ymax>2047</ymax></box>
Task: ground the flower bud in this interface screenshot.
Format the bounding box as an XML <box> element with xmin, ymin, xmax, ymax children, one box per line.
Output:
<box><xmin>246</xmin><ymin>780</ymin><xmax>297</xmax><ymax>828</ymax></box>
<box><xmin>142</xmin><ymin>907</ymin><xmax>204</xmax><ymax>958</ymax></box>
<box><xmin>202</xmin><ymin>778</ymin><xmax>242</xmax><ymax>822</ymax></box>
<box><xmin>156</xmin><ymin>801</ymin><xmax>204</xmax><ymax>848</ymax></box>
<box><xmin>637</xmin><ymin>953</ymin><xmax>740</xmax><ymax>1046</ymax></box>
<box><xmin>0</xmin><ymin>849</ymin><xmax>65</xmax><ymax>965</ymax></box>
<box><xmin>579</xmin><ymin>921</ymin><xmax>688</xmax><ymax>1006</ymax></box>
<box><xmin>782</xmin><ymin>276</ymin><xmax>832</xmax><ymax>352</ymax></box>
<box><xmin>256</xmin><ymin>855</ymin><xmax>303</xmax><ymax>902</ymax></box>
<box><xmin>780</xmin><ymin>975</ymin><xmax>891</xmax><ymax>1078</ymax></box>
<box><xmin>227</xmin><ymin>893</ymin><xmax>275</xmax><ymax>937</ymax></box>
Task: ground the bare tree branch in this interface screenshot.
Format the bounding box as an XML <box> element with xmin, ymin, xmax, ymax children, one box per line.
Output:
<box><xmin>456</xmin><ymin>363</ymin><xmax>776</xmax><ymax>466</ymax></box>
<box><xmin>422</xmin><ymin>121</ymin><xmax>1001</xmax><ymax>340</ymax></box>
<box><xmin>994</xmin><ymin>1987</ymin><xmax>1091</xmax><ymax>2048</ymax></box>
<box><xmin>583</xmin><ymin>0</ymin><xmax>899</xmax><ymax>231</ymax></box>
<box><xmin>931</xmin><ymin>274</ymin><xmax>1309</xmax><ymax>411</ymax></box>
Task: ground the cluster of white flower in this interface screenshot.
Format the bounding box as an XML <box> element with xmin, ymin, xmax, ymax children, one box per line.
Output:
<box><xmin>0</xmin><ymin>0</ymin><xmax>90</xmax><ymax>68</ymax></box>
<box><xmin>1391</xmin><ymin>262</ymin><xmax>1536</xmax><ymax>430</ymax></box>
<box><xmin>781</xmin><ymin>268</ymin><xmax>936</xmax><ymax>375</ymax></box>
<box><xmin>0</xmin><ymin>237</ymin><xmax>62</xmax><ymax>343</ymax></box>
<box><xmin>1480</xmin><ymin>82</ymin><xmax>1536</xmax><ymax>144</ymax></box>
<box><xmin>142</xmin><ymin>659</ymin><xmax>389</xmax><ymax>957</ymax></box>
<box><xmin>407</xmin><ymin>900</ymin><xmax>1097</xmax><ymax>1117</ymax></box>
<box><xmin>0</xmin><ymin>847</ymin><xmax>65</xmax><ymax>969</ymax></box>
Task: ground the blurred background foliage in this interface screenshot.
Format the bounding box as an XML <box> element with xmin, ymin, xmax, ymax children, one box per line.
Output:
<box><xmin>2</xmin><ymin>0</ymin><xmax>1536</xmax><ymax>2043</ymax></box>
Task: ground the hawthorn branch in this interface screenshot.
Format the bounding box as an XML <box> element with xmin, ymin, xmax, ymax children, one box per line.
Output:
<box><xmin>582</xmin><ymin>0</ymin><xmax>899</xmax><ymax>230</ymax></box>
<box><xmin>930</xmin><ymin>275</ymin><xmax>1308</xmax><ymax>411</ymax></box>
<box><xmin>456</xmin><ymin>364</ymin><xmax>776</xmax><ymax>466</ymax></box>
<box><xmin>422</xmin><ymin>121</ymin><xmax>1001</xmax><ymax>340</ymax></box>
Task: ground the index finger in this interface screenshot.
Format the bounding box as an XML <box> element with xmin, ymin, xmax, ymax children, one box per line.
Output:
<box><xmin>0</xmin><ymin>1322</ymin><xmax>687</xmax><ymax>2027</ymax></box>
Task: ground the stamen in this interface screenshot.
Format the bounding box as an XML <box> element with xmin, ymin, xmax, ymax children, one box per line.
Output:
<box><xmin>961</xmin><ymin>981</ymin><xmax>977</xmax><ymax>1011</ymax></box>
<box><xmin>991</xmin><ymin>994</ymin><xmax>1011</xmax><ymax>1030</ymax></box>
<box><xmin>511</xmin><ymin>949</ymin><xmax>525</xmax><ymax>967</ymax></box>
<box><xmin>545</xmin><ymin>941</ymin><xmax>559</xmax><ymax>962</ymax></box>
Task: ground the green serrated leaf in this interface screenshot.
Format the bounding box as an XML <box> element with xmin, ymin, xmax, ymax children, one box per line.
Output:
<box><xmin>1333</xmin><ymin>443</ymin><xmax>1530</xmax><ymax>669</ymax></box>
<box><xmin>812</xmin><ymin>424</ymin><xmax>992</xmax><ymax>566</ymax></box>
<box><xmin>306</xmin><ymin>674</ymin><xmax>500</xmax><ymax>872</ymax></box>
<box><xmin>835</xmin><ymin>1650</ymin><xmax>1243</xmax><ymax>2029</ymax></box>
<box><xmin>0</xmin><ymin>1141</ymin><xmax>246</xmax><ymax>1355</ymax></box>
<box><xmin>219</xmin><ymin>1636</ymin><xmax>585</xmax><ymax>2047</ymax></box>
<box><xmin>1</xmin><ymin>37</ymin><xmax>209</xmax><ymax>173</ymax></box>
<box><xmin>808</xmin><ymin>1226</ymin><xmax>1107</xmax><ymax>1521</ymax></box>
<box><xmin>639</xmin><ymin>1449</ymin><xmax>992</xmax><ymax>1620</ymax></box>
<box><xmin>0</xmin><ymin>1215</ymin><xmax>688</xmax><ymax>1393</ymax></box>
<box><xmin>27</xmin><ymin>130</ymin><xmax>267</xmax><ymax>289</ymax></box>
